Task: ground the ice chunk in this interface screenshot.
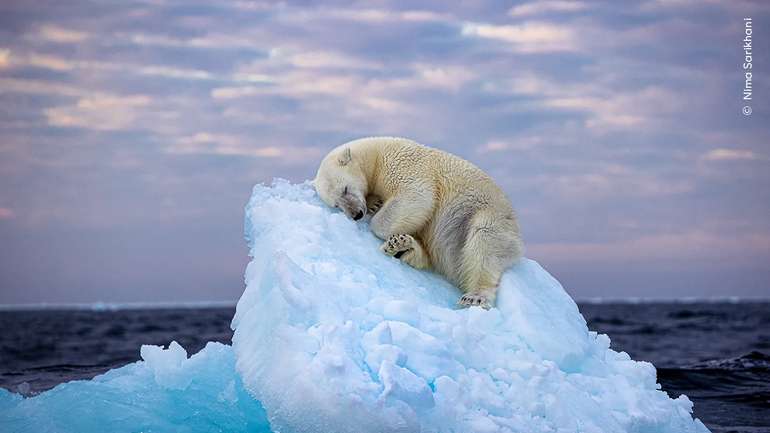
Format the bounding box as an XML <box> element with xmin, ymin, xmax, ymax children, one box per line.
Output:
<box><xmin>0</xmin><ymin>342</ymin><xmax>271</xmax><ymax>433</ymax></box>
<box><xmin>379</xmin><ymin>361</ymin><xmax>435</xmax><ymax>409</ymax></box>
<box><xmin>233</xmin><ymin>180</ymin><xmax>710</xmax><ymax>433</ymax></box>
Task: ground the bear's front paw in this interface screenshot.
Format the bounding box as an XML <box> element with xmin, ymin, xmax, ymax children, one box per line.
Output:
<box><xmin>381</xmin><ymin>233</ymin><xmax>414</xmax><ymax>258</ymax></box>
<box><xmin>366</xmin><ymin>194</ymin><xmax>384</xmax><ymax>215</ymax></box>
<box><xmin>458</xmin><ymin>293</ymin><xmax>492</xmax><ymax>310</ymax></box>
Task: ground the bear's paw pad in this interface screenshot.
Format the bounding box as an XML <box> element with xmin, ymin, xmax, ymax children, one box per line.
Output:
<box><xmin>381</xmin><ymin>233</ymin><xmax>414</xmax><ymax>258</ymax></box>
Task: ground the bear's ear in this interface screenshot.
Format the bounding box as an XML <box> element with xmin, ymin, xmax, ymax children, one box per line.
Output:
<box><xmin>337</xmin><ymin>147</ymin><xmax>352</xmax><ymax>166</ymax></box>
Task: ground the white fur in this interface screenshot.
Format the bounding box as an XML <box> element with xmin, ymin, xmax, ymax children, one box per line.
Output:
<box><xmin>314</xmin><ymin>137</ymin><xmax>523</xmax><ymax>308</ymax></box>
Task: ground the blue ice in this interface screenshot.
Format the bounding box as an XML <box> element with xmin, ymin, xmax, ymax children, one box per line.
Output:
<box><xmin>0</xmin><ymin>180</ymin><xmax>710</xmax><ymax>433</ymax></box>
<box><xmin>0</xmin><ymin>342</ymin><xmax>270</xmax><ymax>432</ymax></box>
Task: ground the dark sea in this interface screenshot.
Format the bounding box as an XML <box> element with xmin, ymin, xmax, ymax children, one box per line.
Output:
<box><xmin>1</xmin><ymin>302</ymin><xmax>768</xmax><ymax>433</ymax></box>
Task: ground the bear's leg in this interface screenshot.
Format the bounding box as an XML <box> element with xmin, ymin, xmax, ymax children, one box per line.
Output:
<box><xmin>380</xmin><ymin>234</ymin><xmax>431</xmax><ymax>270</ymax></box>
<box><xmin>456</xmin><ymin>212</ymin><xmax>519</xmax><ymax>309</ymax></box>
<box><xmin>370</xmin><ymin>189</ymin><xmax>434</xmax><ymax>240</ymax></box>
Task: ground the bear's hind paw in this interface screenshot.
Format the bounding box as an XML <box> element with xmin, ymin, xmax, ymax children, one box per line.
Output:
<box><xmin>458</xmin><ymin>293</ymin><xmax>492</xmax><ymax>310</ymax></box>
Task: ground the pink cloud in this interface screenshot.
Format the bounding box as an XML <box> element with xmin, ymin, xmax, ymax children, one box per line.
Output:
<box><xmin>527</xmin><ymin>230</ymin><xmax>770</xmax><ymax>265</ymax></box>
<box><xmin>0</xmin><ymin>208</ymin><xmax>14</xmax><ymax>219</ymax></box>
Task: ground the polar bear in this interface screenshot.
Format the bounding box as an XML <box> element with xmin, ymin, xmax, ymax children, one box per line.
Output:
<box><xmin>314</xmin><ymin>137</ymin><xmax>523</xmax><ymax>309</ymax></box>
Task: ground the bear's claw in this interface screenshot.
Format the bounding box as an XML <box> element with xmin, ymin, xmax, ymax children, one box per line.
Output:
<box><xmin>458</xmin><ymin>293</ymin><xmax>492</xmax><ymax>310</ymax></box>
<box><xmin>381</xmin><ymin>233</ymin><xmax>414</xmax><ymax>257</ymax></box>
<box><xmin>366</xmin><ymin>195</ymin><xmax>384</xmax><ymax>215</ymax></box>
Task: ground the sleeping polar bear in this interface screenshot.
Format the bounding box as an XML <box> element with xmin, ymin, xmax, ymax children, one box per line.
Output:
<box><xmin>314</xmin><ymin>137</ymin><xmax>523</xmax><ymax>309</ymax></box>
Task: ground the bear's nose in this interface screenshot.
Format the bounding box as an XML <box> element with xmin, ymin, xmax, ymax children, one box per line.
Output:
<box><xmin>353</xmin><ymin>211</ymin><xmax>364</xmax><ymax>221</ymax></box>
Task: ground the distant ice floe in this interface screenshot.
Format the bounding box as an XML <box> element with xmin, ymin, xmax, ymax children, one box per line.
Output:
<box><xmin>0</xmin><ymin>180</ymin><xmax>710</xmax><ymax>433</ymax></box>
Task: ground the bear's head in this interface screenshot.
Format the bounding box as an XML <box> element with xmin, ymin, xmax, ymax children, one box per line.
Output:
<box><xmin>314</xmin><ymin>145</ymin><xmax>368</xmax><ymax>221</ymax></box>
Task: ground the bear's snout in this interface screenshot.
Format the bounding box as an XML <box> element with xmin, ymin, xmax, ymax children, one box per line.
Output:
<box><xmin>338</xmin><ymin>194</ymin><xmax>366</xmax><ymax>221</ymax></box>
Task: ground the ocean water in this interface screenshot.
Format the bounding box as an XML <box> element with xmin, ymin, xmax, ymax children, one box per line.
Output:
<box><xmin>0</xmin><ymin>302</ymin><xmax>768</xmax><ymax>433</ymax></box>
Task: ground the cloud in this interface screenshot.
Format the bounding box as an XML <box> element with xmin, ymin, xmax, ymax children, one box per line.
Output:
<box><xmin>7</xmin><ymin>51</ymin><xmax>214</xmax><ymax>79</ymax></box>
<box><xmin>0</xmin><ymin>49</ymin><xmax>9</xmax><ymax>69</ymax></box>
<box><xmin>332</xmin><ymin>9</ymin><xmax>449</xmax><ymax>23</ymax></box>
<box><xmin>5</xmin><ymin>51</ymin><xmax>267</xmax><ymax>85</ymax></box>
<box><xmin>636</xmin><ymin>0</ymin><xmax>759</xmax><ymax>13</ymax></box>
<box><xmin>45</xmin><ymin>95</ymin><xmax>152</xmax><ymax>131</ymax></box>
<box><xmin>211</xmin><ymin>86</ymin><xmax>263</xmax><ymax>99</ymax></box>
<box><xmin>528</xmin><ymin>229</ymin><xmax>770</xmax><ymax>265</ymax></box>
<box><xmin>545</xmin><ymin>96</ymin><xmax>646</xmax><ymax>128</ymax></box>
<box><xmin>231</xmin><ymin>1</ymin><xmax>277</xmax><ymax>12</ymax></box>
<box><xmin>461</xmin><ymin>21</ymin><xmax>579</xmax><ymax>53</ymax></box>
<box><xmin>135</xmin><ymin>65</ymin><xmax>214</xmax><ymax>80</ymax></box>
<box><xmin>0</xmin><ymin>208</ymin><xmax>14</xmax><ymax>220</ymax></box>
<box><xmin>216</xmin><ymin>62</ymin><xmax>414</xmax><ymax>117</ymax></box>
<box><xmin>0</xmin><ymin>77</ymin><xmax>85</xmax><ymax>97</ymax></box>
<box><xmin>1</xmin><ymin>51</ymin><xmax>77</xmax><ymax>71</ymax></box>
<box><xmin>411</xmin><ymin>64</ymin><xmax>475</xmax><ymax>91</ymax></box>
<box><xmin>169</xmin><ymin>132</ymin><xmax>323</xmax><ymax>162</ymax></box>
<box><xmin>36</xmin><ymin>25</ymin><xmax>89</xmax><ymax>43</ymax></box>
<box><xmin>541</xmin><ymin>166</ymin><xmax>694</xmax><ymax>201</ymax></box>
<box><xmin>219</xmin><ymin>55</ymin><xmax>475</xmax><ymax>120</ymax></box>
<box><xmin>230</xmin><ymin>72</ymin><xmax>273</xmax><ymax>84</ymax></box>
<box><xmin>702</xmin><ymin>148</ymin><xmax>759</xmax><ymax>162</ymax></box>
<box><xmin>281</xmin><ymin>8</ymin><xmax>452</xmax><ymax>25</ymax></box>
<box><xmin>269</xmin><ymin>49</ymin><xmax>381</xmax><ymax>70</ymax></box>
<box><xmin>170</xmin><ymin>133</ymin><xmax>282</xmax><ymax>157</ymax></box>
<box><xmin>24</xmin><ymin>53</ymin><xmax>75</xmax><ymax>71</ymax></box>
<box><xmin>122</xmin><ymin>32</ymin><xmax>258</xmax><ymax>50</ymax></box>
<box><xmin>508</xmin><ymin>1</ymin><xmax>588</xmax><ymax>17</ymax></box>
<box><xmin>493</xmin><ymin>72</ymin><xmax>686</xmax><ymax>131</ymax></box>
<box><xmin>478</xmin><ymin>137</ymin><xmax>545</xmax><ymax>153</ymax></box>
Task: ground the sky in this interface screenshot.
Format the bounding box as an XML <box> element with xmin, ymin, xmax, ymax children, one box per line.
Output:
<box><xmin>0</xmin><ymin>0</ymin><xmax>768</xmax><ymax>304</ymax></box>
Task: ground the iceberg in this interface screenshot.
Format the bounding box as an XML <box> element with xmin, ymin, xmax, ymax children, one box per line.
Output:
<box><xmin>0</xmin><ymin>179</ymin><xmax>709</xmax><ymax>433</ymax></box>
<box><xmin>233</xmin><ymin>180</ymin><xmax>709</xmax><ymax>433</ymax></box>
